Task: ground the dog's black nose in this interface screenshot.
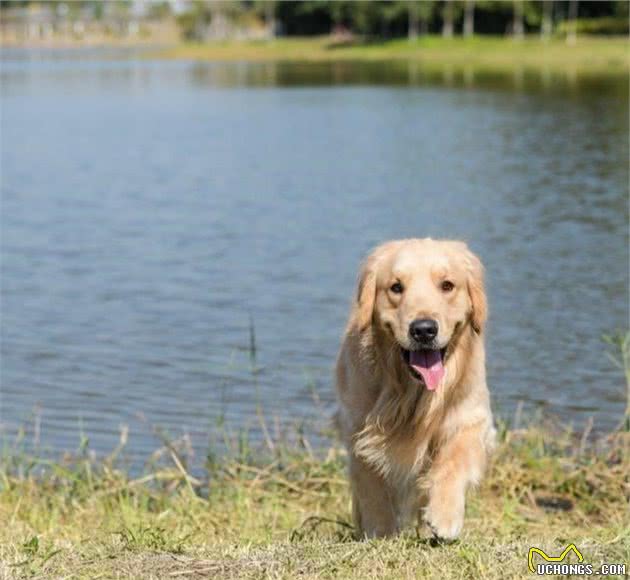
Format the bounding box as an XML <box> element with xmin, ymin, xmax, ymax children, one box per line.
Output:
<box><xmin>409</xmin><ymin>318</ymin><xmax>438</xmax><ymax>343</ymax></box>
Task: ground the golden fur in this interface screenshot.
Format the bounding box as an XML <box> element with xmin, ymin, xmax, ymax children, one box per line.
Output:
<box><xmin>335</xmin><ymin>238</ymin><xmax>495</xmax><ymax>539</ymax></box>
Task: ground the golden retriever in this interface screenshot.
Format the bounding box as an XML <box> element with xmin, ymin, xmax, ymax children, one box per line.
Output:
<box><xmin>335</xmin><ymin>238</ymin><xmax>495</xmax><ymax>539</ymax></box>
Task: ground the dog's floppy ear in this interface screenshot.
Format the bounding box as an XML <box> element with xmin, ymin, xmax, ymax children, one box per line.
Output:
<box><xmin>463</xmin><ymin>246</ymin><xmax>487</xmax><ymax>334</ymax></box>
<box><xmin>353</xmin><ymin>241</ymin><xmax>399</xmax><ymax>332</ymax></box>
<box><xmin>355</xmin><ymin>254</ymin><xmax>378</xmax><ymax>332</ymax></box>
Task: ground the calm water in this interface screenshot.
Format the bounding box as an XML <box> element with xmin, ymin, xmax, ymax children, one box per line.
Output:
<box><xmin>1</xmin><ymin>50</ymin><xmax>628</xmax><ymax>461</ymax></box>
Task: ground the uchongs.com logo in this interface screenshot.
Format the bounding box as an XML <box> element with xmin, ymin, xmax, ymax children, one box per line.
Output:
<box><xmin>528</xmin><ymin>543</ymin><xmax>627</xmax><ymax>576</ymax></box>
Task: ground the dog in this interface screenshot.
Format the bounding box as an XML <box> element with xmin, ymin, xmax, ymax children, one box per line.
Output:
<box><xmin>335</xmin><ymin>238</ymin><xmax>495</xmax><ymax>540</ymax></box>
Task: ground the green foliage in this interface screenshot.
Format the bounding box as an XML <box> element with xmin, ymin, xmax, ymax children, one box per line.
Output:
<box><xmin>165</xmin><ymin>0</ymin><xmax>630</xmax><ymax>39</ymax></box>
<box><xmin>556</xmin><ymin>16</ymin><xmax>630</xmax><ymax>36</ymax></box>
<box><xmin>2</xmin><ymin>0</ymin><xmax>628</xmax><ymax>40</ymax></box>
<box><xmin>147</xmin><ymin>1</ymin><xmax>171</xmax><ymax>20</ymax></box>
<box><xmin>176</xmin><ymin>0</ymin><xmax>213</xmax><ymax>41</ymax></box>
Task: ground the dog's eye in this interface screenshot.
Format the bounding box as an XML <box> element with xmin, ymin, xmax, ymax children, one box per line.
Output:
<box><xmin>390</xmin><ymin>282</ymin><xmax>404</xmax><ymax>294</ymax></box>
<box><xmin>441</xmin><ymin>280</ymin><xmax>455</xmax><ymax>292</ymax></box>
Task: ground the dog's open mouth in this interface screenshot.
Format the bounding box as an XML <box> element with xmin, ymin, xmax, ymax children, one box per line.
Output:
<box><xmin>401</xmin><ymin>348</ymin><xmax>446</xmax><ymax>391</ymax></box>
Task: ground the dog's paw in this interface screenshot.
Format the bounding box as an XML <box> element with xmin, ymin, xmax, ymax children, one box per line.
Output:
<box><xmin>424</xmin><ymin>503</ymin><xmax>463</xmax><ymax>541</ymax></box>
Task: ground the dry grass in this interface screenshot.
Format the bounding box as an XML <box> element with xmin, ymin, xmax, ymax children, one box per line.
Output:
<box><xmin>2</xmin><ymin>337</ymin><xmax>628</xmax><ymax>580</ymax></box>
<box><xmin>0</xmin><ymin>419</ymin><xmax>628</xmax><ymax>579</ymax></box>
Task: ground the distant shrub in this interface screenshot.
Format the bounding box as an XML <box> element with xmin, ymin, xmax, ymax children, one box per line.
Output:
<box><xmin>557</xmin><ymin>17</ymin><xmax>629</xmax><ymax>36</ymax></box>
<box><xmin>176</xmin><ymin>12</ymin><xmax>203</xmax><ymax>41</ymax></box>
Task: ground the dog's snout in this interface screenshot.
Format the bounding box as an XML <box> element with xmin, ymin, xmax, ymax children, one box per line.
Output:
<box><xmin>409</xmin><ymin>318</ymin><xmax>438</xmax><ymax>343</ymax></box>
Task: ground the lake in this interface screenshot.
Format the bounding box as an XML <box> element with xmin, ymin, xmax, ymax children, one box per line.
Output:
<box><xmin>1</xmin><ymin>50</ymin><xmax>628</xmax><ymax>462</ymax></box>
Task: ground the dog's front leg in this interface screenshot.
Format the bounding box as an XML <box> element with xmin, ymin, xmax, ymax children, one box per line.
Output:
<box><xmin>349</xmin><ymin>455</ymin><xmax>399</xmax><ymax>538</ymax></box>
<box><xmin>423</xmin><ymin>423</ymin><xmax>487</xmax><ymax>540</ymax></box>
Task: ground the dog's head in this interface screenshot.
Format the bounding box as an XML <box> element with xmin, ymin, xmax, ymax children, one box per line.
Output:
<box><xmin>353</xmin><ymin>238</ymin><xmax>487</xmax><ymax>391</ymax></box>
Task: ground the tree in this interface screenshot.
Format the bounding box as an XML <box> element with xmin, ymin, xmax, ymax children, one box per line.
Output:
<box><xmin>391</xmin><ymin>1</ymin><xmax>426</xmax><ymax>40</ymax></box>
<box><xmin>408</xmin><ymin>0</ymin><xmax>419</xmax><ymax>39</ymax></box>
<box><xmin>255</xmin><ymin>0</ymin><xmax>277</xmax><ymax>38</ymax></box>
<box><xmin>541</xmin><ymin>0</ymin><xmax>553</xmax><ymax>40</ymax></box>
<box><xmin>417</xmin><ymin>1</ymin><xmax>436</xmax><ymax>34</ymax></box>
<box><xmin>512</xmin><ymin>0</ymin><xmax>524</xmax><ymax>39</ymax></box>
<box><xmin>567</xmin><ymin>0</ymin><xmax>578</xmax><ymax>44</ymax></box>
<box><xmin>463</xmin><ymin>0</ymin><xmax>475</xmax><ymax>37</ymax></box>
<box><xmin>442</xmin><ymin>0</ymin><xmax>454</xmax><ymax>37</ymax></box>
<box><xmin>349</xmin><ymin>2</ymin><xmax>382</xmax><ymax>36</ymax></box>
<box><xmin>147</xmin><ymin>2</ymin><xmax>171</xmax><ymax>20</ymax></box>
<box><xmin>329</xmin><ymin>1</ymin><xmax>345</xmax><ymax>30</ymax></box>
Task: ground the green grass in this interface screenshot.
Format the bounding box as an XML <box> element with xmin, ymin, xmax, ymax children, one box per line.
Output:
<box><xmin>1</xmin><ymin>419</ymin><xmax>628</xmax><ymax>579</ymax></box>
<box><xmin>151</xmin><ymin>36</ymin><xmax>629</xmax><ymax>73</ymax></box>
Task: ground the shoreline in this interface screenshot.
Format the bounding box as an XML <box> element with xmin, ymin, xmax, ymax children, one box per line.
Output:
<box><xmin>2</xmin><ymin>36</ymin><xmax>628</xmax><ymax>74</ymax></box>
<box><xmin>145</xmin><ymin>36</ymin><xmax>628</xmax><ymax>73</ymax></box>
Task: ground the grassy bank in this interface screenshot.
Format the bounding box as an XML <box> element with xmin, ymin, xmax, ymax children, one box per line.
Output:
<box><xmin>151</xmin><ymin>36</ymin><xmax>629</xmax><ymax>72</ymax></box>
<box><xmin>1</xmin><ymin>421</ymin><xmax>628</xmax><ymax>579</ymax></box>
<box><xmin>3</xmin><ymin>334</ymin><xmax>629</xmax><ymax>579</ymax></box>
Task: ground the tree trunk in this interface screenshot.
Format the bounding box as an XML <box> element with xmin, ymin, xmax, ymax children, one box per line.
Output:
<box><xmin>541</xmin><ymin>0</ymin><xmax>553</xmax><ymax>40</ymax></box>
<box><xmin>512</xmin><ymin>0</ymin><xmax>524</xmax><ymax>40</ymax></box>
<box><xmin>464</xmin><ymin>0</ymin><xmax>475</xmax><ymax>37</ymax></box>
<box><xmin>567</xmin><ymin>0</ymin><xmax>578</xmax><ymax>44</ymax></box>
<box><xmin>442</xmin><ymin>1</ymin><xmax>454</xmax><ymax>38</ymax></box>
<box><xmin>420</xmin><ymin>15</ymin><xmax>429</xmax><ymax>35</ymax></box>
<box><xmin>265</xmin><ymin>1</ymin><xmax>276</xmax><ymax>39</ymax></box>
<box><xmin>408</xmin><ymin>1</ymin><xmax>419</xmax><ymax>41</ymax></box>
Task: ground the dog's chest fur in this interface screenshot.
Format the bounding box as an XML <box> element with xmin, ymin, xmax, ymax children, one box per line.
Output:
<box><xmin>353</xmin><ymin>395</ymin><xmax>447</xmax><ymax>481</ymax></box>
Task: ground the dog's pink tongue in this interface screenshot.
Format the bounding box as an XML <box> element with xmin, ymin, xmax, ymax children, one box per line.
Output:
<box><xmin>410</xmin><ymin>350</ymin><xmax>444</xmax><ymax>391</ymax></box>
